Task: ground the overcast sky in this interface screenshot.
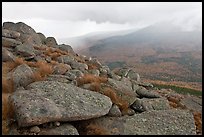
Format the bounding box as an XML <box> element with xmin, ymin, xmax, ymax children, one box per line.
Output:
<box><xmin>2</xmin><ymin>2</ymin><xmax>202</xmax><ymax>41</ymax></box>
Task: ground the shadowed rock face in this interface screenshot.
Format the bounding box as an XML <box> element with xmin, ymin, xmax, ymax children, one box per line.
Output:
<box><xmin>10</xmin><ymin>81</ymin><xmax>112</xmax><ymax>127</ymax></box>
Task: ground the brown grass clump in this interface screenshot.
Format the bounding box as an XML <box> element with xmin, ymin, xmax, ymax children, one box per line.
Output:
<box><xmin>14</xmin><ymin>57</ymin><xmax>25</xmax><ymax>66</ymax></box>
<box><xmin>2</xmin><ymin>93</ymin><xmax>14</xmax><ymax>135</ymax></box>
<box><xmin>31</xmin><ymin>60</ymin><xmax>54</xmax><ymax>82</ymax></box>
<box><xmin>102</xmin><ymin>87</ymin><xmax>129</xmax><ymax>113</ymax></box>
<box><xmin>89</xmin><ymin>82</ymin><xmax>101</xmax><ymax>92</ymax></box>
<box><xmin>86</xmin><ymin>123</ymin><xmax>110</xmax><ymax>135</ymax></box>
<box><xmin>87</xmin><ymin>63</ymin><xmax>99</xmax><ymax>70</ymax></box>
<box><xmin>76</xmin><ymin>74</ymin><xmax>108</xmax><ymax>86</ymax></box>
<box><xmin>193</xmin><ymin>111</ymin><xmax>202</xmax><ymax>134</ymax></box>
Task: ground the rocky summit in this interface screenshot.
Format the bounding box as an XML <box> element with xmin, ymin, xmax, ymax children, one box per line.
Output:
<box><xmin>2</xmin><ymin>22</ymin><xmax>202</xmax><ymax>135</ymax></box>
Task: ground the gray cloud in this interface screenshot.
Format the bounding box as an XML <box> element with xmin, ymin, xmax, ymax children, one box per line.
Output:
<box><xmin>2</xmin><ymin>2</ymin><xmax>202</xmax><ymax>38</ymax></box>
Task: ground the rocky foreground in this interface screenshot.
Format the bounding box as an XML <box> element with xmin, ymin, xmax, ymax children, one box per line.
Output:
<box><xmin>2</xmin><ymin>22</ymin><xmax>202</xmax><ymax>135</ymax></box>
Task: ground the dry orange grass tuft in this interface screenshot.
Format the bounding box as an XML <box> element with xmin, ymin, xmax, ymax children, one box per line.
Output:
<box><xmin>87</xmin><ymin>63</ymin><xmax>99</xmax><ymax>70</ymax></box>
<box><xmin>14</xmin><ymin>57</ymin><xmax>25</xmax><ymax>66</ymax></box>
<box><xmin>102</xmin><ymin>87</ymin><xmax>129</xmax><ymax>113</ymax></box>
<box><xmin>30</xmin><ymin>61</ymin><xmax>54</xmax><ymax>82</ymax></box>
<box><xmin>76</xmin><ymin>74</ymin><xmax>108</xmax><ymax>86</ymax></box>
<box><xmin>86</xmin><ymin>123</ymin><xmax>110</xmax><ymax>135</ymax></box>
<box><xmin>193</xmin><ymin>111</ymin><xmax>202</xmax><ymax>134</ymax></box>
<box><xmin>2</xmin><ymin>93</ymin><xmax>14</xmax><ymax>135</ymax></box>
<box><xmin>89</xmin><ymin>82</ymin><xmax>101</xmax><ymax>92</ymax></box>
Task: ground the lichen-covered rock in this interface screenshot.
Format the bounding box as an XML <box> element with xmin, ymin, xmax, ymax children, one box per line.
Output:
<box><xmin>37</xmin><ymin>32</ymin><xmax>46</xmax><ymax>44</ymax></box>
<box><xmin>2</xmin><ymin>29</ymin><xmax>21</xmax><ymax>39</ymax></box>
<box><xmin>107</xmin><ymin>104</ymin><xmax>122</xmax><ymax>117</ymax></box>
<box><xmin>3</xmin><ymin>22</ymin><xmax>36</xmax><ymax>35</ymax></box>
<box><xmin>180</xmin><ymin>96</ymin><xmax>202</xmax><ymax>113</ymax></box>
<box><xmin>71</xmin><ymin>62</ymin><xmax>88</xmax><ymax>72</ymax></box>
<box><xmin>127</xmin><ymin>70</ymin><xmax>140</xmax><ymax>81</ymax></box>
<box><xmin>88</xmin><ymin>69</ymin><xmax>100</xmax><ymax>76</ymax></box>
<box><xmin>131</xmin><ymin>98</ymin><xmax>170</xmax><ymax>112</ymax></box>
<box><xmin>2</xmin><ymin>37</ymin><xmax>22</xmax><ymax>48</ymax></box>
<box><xmin>15</xmin><ymin>43</ymin><xmax>35</xmax><ymax>58</ymax></box>
<box><xmin>45</xmin><ymin>37</ymin><xmax>58</xmax><ymax>47</ymax></box>
<box><xmin>10</xmin><ymin>81</ymin><xmax>112</xmax><ymax>127</ymax></box>
<box><xmin>136</xmin><ymin>87</ymin><xmax>161</xmax><ymax>98</ymax></box>
<box><xmin>57</xmin><ymin>55</ymin><xmax>75</xmax><ymax>65</ymax></box>
<box><xmin>45</xmin><ymin>75</ymin><xmax>72</xmax><ymax>83</ymax></box>
<box><xmin>53</xmin><ymin>63</ymin><xmax>71</xmax><ymax>75</ymax></box>
<box><xmin>2</xmin><ymin>47</ymin><xmax>16</xmax><ymax>62</ymax></box>
<box><xmin>76</xmin><ymin>109</ymin><xmax>196</xmax><ymax>135</ymax></box>
<box><xmin>54</xmin><ymin>44</ymin><xmax>75</xmax><ymax>54</ymax></box>
<box><xmin>107</xmin><ymin>78</ymin><xmax>137</xmax><ymax>105</ymax></box>
<box><xmin>11</xmin><ymin>64</ymin><xmax>34</xmax><ymax>89</ymax></box>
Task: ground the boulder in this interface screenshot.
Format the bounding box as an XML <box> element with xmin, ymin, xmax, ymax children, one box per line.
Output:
<box><xmin>57</xmin><ymin>55</ymin><xmax>75</xmax><ymax>65</ymax></box>
<box><xmin>126</xmin><ymin>70</ymin><xmax>140</xmax><ymax>81</ymax></box>
<box><xmin>2</xmin><ymin>37</ymin><xmax>22</xmax><ymax>48</ymax></box>
<box><xmin>11</xmin><ymin>64</ymin><xmax>34</xmax><ymax>89</ymax></box>
<box><xmin>53</xmin><ymin>63</ymin><xmax>71</xmax><ymax>75</ymax></box>
<box><xmin>76</xmin><ymin>109</ymin><xmax>196</xmax><ymax>135</ymax></box>
<box><xmin>54</xmin><ymin>44</ymin><xmax>75</xmax><ymax>54</ymax></box>
<box><xmin>2</xmin><ymin>29</ymin><xmax>21</xmax><ymax>39</ymax></box>
<box><xmin>115</xmin><ymin>68</ymin><xmax>131</xmax><ymax>77</ymax></box>
<box><xmin>71</xmin><ymin>62</ymin><xmax>88</xmax><ymax>72</ymax></box>
<box><xmin>45</xmin><ymin>37</ymin><xmax>58</xmax><ymax>47</ymax></box>
<box><xmin>3</xmin><ymin>22</ymin><xmax>36</xmax><ymax>34</ymax></box>
<box><xmin>131</xmin><ymin>97</ymin><xmax>170</xmax><ymax>112</ymax></box>
<box><xmin>45</xmin><ymin>75</ymin><xmax>72</xmax><ymax>83</ymax></box>
<box><xmin>2</xmin><ymin>47</ymin><xmax>16</xmax><ymax>62</ymax></box>
<box><xmin>136</xmin><ymin>87</ymin><xmax>161</xmax><ymax>98</ymax></box>
<box><xmin>37</xmin><ymin>32</ymin><xmax>46</xmax><ymax>44</ymax></box>
<box><xmin>10</xmin><ymin>81</ymin><xmax>112</xmax><ymax>127</ymax></box>
<box><xmin>180</xmin><ymin>96</ymin><xmax>202</xmax><ymax>113</ymax></box>
<box><xmin>107</xmin><ymin>78</ymin><xmax>137</xmax><ymax>105</ymax></box>
<box><xmin>15</xmin><ymin>43</ymin><xmax>35</xmax><ymax>58</ymax></box>
<box><xmin>107</xmin><ymin>104</ymin><xmax>122</xmax><ymax>117</ymax></box>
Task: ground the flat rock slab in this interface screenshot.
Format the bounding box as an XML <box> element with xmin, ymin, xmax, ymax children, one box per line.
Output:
<box><xmin>180</xmin><ymin>96</ymin><xmax>202</xmax><ymax>113</ymax></box>
<box><xmin>77</xmin><ymin>109</ymin><xmax>196</xmax><ymax>135</ymax></box>
<box><xmin>10</xmin><ymin>81</ymin><xmax>112</xmax><ymax>127</ymax></box>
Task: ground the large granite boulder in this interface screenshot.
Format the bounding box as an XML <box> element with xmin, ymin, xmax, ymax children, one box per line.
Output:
<box><xmin>2</xmin><ymin>29</ymin><xmax>21</xmax><ymax>39</ymax></box>
<box><xmin>10</xmin><ymin>81</ymin><xmax>112</xmax><ymax>127</ymax></box>
<box><xmin>76</xmin><ymin>109</ymin><xmax>196</xmax><ymax>135</ymax></box>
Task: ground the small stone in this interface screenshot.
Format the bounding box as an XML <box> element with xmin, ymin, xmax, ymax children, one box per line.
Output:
<box><xmin>54</xmin><ymin>121</ymin><xmax>60</xmax><ymax>127</ymax></box>
<box><xmin>30</xmin><ymin>126</ymin><xmax>40</xmax><ymax>133</ymax></box>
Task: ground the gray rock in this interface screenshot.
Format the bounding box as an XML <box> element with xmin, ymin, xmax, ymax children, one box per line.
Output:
<box><xmin>45</xmin><ymin>75</ymin><xmax>72</xmax><ymax>83</ymax></box>
<box><xmin>54</xmin><ymin>121</ymin><xmax>60</xmax><ymax>127</ymax></box>
<box><xmin>115</xmin><ymin>68</ymin><xmax>131</xmax><ymax>77</ymax></box>
<box><xmin>30</xmin><ymin>126</ymin><xmax>41</xmax><ymax>133</ymax></box>
<box><xmin>10</xmin><ymin>81</ymin><xmax>112</xmax><ymax>127</ymax></box>
<box><xmin>2</xmin><ymin>47</ymin><xmax>16</xmax><ymax>62</ymax></box>
<box><xmin>2</xmin><ymin>37</ymin><xmax>22</xmax><ymax>48</ymax></box>
<box><xmin>39</xmin><ymin>124</ymin><xmax>79</xmax><ymax>135</ymax></box>
<box><xmin>71</xmin><ymin>62</ymin><xmax>88</xmax><ymax>72</ymax></box>
<box><xmin>53</xmin><ymin>63</ymin><xmax>71</xmax><ymax>75</ymax></box>
<box><xmin>136</xmin><ymin>87</ymin><xmax>161</xmax><ymax>98</ymax></box>
<box><xmin>2</xmin><ymin>29</ymin><xmax>21</xmax><ymax>39</ymax></box>
<box><xmin>107</xmin><ymin>104</ymin><xmax>122</xmax><ymax>117</ymax></box>
<box><xmin>45</xmin><ymin>37</ymin><xmax>58</xmax><ymax>47</ymax></box>
<box><xmin>12</xmin><ymin>64</ymin><xmax>34</xmax><ymax>89</ymax></box>
<box><xmin>180</xmin><ymin>96</ymin><xmax>202</xmax><ymax>113</ymax></box>
<box><xmin>131</xmin><ymin>98</ymin><xmax>170</xmax><ymax>112</ymax></box>
<box><xmin>15</xmin><ymin>43</ymin><xmax>35</xmax><ymax>58</ymax></box>
<box><xmin>3</xmin><ymin>22</ymin><xmax>36</xmax><ymax>34</ymax></box>
<box><xmin>108</xmin><ymin>72</ymin><xmax>121</xmax><ymax>81</ymax></box>
<box><xmin>54</xmin><ymin>44</ymin><xmax>75</xmax><ymax>54</ymax></box>
<box><xmin>108</xmin><ymin>78</ymin><xmax>137</xmax><ymax>105</ymax></box>
<box><xmin>64</xmin><ymin>72</ymin><xmax>77</xmax><ymax>81</ymax></box>
<box><xmin>88</xmin><ymin>69</ymin><xmax>100</xmax><ymax>76</ymax></box>
<box><xmin>139</xmin><ymin>82</ymin><xmax>154</xmax><ymax>88</ymax></box>
<box><xmin>99</xmin><ymin>66</ymin><xmax>110</xmax><ymax>76</ymax></box>
<box><xmin>37</xmin><ymin>32</ymin><xmax>46</xmax><ymax>44</ymax></box>
<box><xmin>57</xmin><ymin>55</ymin><xmax>75</xmax><ymax>65</ymax></box>
<box><xmin>77</xmin><ymin>109</ymin><xmax>196</xmax><ymax>135</ymax></box>
<box><xmin>127</xmin><ymin>70</ymin><xmax>140</xmax><ymax>81</ymax></box>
